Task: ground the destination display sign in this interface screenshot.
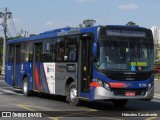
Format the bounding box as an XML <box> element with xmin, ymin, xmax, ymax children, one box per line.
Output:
<box><xmin>106</xmin><ymin>29</ymin><xmax>146</xmax><ymax>37</ymax></box>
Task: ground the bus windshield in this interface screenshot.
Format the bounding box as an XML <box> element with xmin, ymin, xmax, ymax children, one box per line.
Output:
<box><xmin>96</xmin><ymin>39</ymin><xmax>154</xmax><ymax>71</ymax></box>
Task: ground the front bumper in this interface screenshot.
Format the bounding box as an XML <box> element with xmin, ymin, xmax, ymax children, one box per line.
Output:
<box><xmin>94</xmin><ymin>86</ymin><xmax>154</xmax><ymax>100</ymax></box>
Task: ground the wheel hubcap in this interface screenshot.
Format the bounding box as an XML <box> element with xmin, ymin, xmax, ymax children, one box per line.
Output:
<box><xmin>70</xmin><ymin>88</ymin><xmax>77</xmax><ymax>101</ymax></box>
<box><xmin>23</xmin><ymin>82</ymin><xmax>28</xmax><ymax>93</ymax></box>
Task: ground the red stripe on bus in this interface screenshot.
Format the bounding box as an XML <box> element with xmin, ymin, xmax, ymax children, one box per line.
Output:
<box><xmin>90</xmin><ymin>82</ymin><xmax>100</xmax><ymax>87</ymax></box>
<box><xmin>109</xmin><ymin>82</ymin><xmax>124</xmax><ymax>88</ymax></box>
<box><xmin>35</xmin><ymin>66</ymin><xmax>41</xmax><ymax>91</ymax></box>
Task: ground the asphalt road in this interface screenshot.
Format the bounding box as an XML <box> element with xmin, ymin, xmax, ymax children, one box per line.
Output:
<box><xmin>0</xmin><ymin>75</ymin><xmax>160</xmax><ymax>120</ymax></box>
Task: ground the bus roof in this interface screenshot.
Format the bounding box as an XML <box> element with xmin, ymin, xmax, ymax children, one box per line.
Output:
<box><xmin>7</xmin><ymin>26</ymin><xmax>100</xmax><ymax>44</ymax></box>
<box><xmin>7</xmin><ymin>25</ymin><xmax>150</xmax><ymax>44</ymax></box>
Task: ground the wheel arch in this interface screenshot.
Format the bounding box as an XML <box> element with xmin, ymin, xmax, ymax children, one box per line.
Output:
<box><xmin>22</xmin><ymin>74</ymin><xmax>28</xmax><ymax>84</ymax></box>
<box><xmin>23</xmin><ymin>74</ymin><xmax>28</xmax><ymax>80</ymax></box>
<box><xmin>65</xmin><ymin>77</ymin><xmax>76</xmax><ymax>96</ymax></box>
<box><xmin>22</xmin><ymin>74</ymin><xmax>32</xmax><ymax>96</ymax></box>
<box><xmin>22</xmin><ymin>74</ymin><xmax>30</xmax><ymax>89</ymax></box>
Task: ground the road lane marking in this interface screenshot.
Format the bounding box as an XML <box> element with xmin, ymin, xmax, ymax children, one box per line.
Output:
<box><xmin>16</xmin><ymin>104</ymin><xmax>122</xmax><ymax>119</ymax></box>
<box><xmin>16</xmin><ymin>104</ymin><xmax>61</xmax><ymax>120</ymax></box>
<box><xmin>0</xmin><ymin>89</ymin><xmax>17</xmax><ymax>94</ymax></box>
<box><xmin>80</xmin><ymin>107</ymin><xmax>98</xmax><ymax>111</ymax></box>
<box><xmin>145</xmin><ymin>117</ymin><xmax>158</xmax><ymax>120</ymax></box>
<box><xmin>48</xmin><ymin>117</ymin><xmax>61</xmax><ymax>120</ymax></box>
<box><xmin>0</xmin><ymin>88</ymin><xmax>22</xmax><ymax>95</ymax></box>
<box><xmin>0</xmin><ymin>88</ymin><xmax>23</xmax><ymax>95</ymax></box>
<box><xmin>16</xmin><ymin>104</ymin><xmax>95</xmax><ymax>117</ymax></box>
<box><xmin>17</xmin><ymin>104</ymin><xmax>35</xmax><ymax>111</ymax></box>
<box><xmin>16</xmin><ymin>104</ymin><xmax>55</xmax><ymax>111</ymax></box>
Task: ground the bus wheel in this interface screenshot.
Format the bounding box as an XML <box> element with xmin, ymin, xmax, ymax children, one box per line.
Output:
<box><xmin>112</xmin><ymin>99</ymin><xmax>128</xmax><ymax>107</ymax></box>
<box><xmin>23</xmin><ymin>78</ymin><xmax>32</xmax><ymax>96</ymax></box>
<box><xmin>68</xmin><ymin>82</ymin><xmax>79</xmax><ymax>106</ymax></box>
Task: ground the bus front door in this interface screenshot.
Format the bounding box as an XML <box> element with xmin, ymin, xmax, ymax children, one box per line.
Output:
<box><xmin>78</xmin><ymin>34</ymin><xmax>92</xmax><ymax>98</ymax></box>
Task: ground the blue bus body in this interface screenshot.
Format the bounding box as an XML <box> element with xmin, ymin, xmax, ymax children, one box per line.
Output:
<box><xmin>5</xmin><ymin>25</ymin><xmax>154</xmax><ymax>106</ymax></box>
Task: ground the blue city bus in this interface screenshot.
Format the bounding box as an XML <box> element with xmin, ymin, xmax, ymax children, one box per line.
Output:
<box><xmin>5</xmin><ymin>25</ymin><xmax>154</xmax><ymax>106</ymax></box>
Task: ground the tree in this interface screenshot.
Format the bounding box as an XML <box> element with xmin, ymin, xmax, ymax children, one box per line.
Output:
<box><xmin>126</xmin><ymin>21</ymin><xmax>139</xmax><ymax>27</ymax></box>
<box><xmin>0</xmin><ymin>37</ymin><xmax>3</xmax><ymax>67</ymax></box>
<box><xmin>0</xmin><ymin>37</ymin><xmax>3</xmax><ymax>43</ymax></box>
<box><xmin>7</xmin><ymin>36</ymin><xmax>23</xmax><ymax>40</ymax></box>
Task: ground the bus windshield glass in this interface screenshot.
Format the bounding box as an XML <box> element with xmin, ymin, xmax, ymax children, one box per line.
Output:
<box><xmin>96</xmin><ymin>39</ymin><xmax>154</xmax><ymax>71</ymax></box>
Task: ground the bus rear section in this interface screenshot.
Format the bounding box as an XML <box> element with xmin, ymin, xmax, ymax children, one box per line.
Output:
<box><xmin>91</xmin><ymin>26</ymin><xmax>154</xmax><ymax>106</ymax></box>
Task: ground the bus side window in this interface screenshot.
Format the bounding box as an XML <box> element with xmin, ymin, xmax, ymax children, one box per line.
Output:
<box><xmin>28</xmin><ymin>42</ymin><xmax>33</xmax><ymax>62</ymax></box>
<box><xmin>16</xmin><ymin>45</ymin><xmax>21</xmax><ymax>63</ymax></box>
<box><xmin>54</xmin><ymin>38</ymin><xmax>65</xmax><ymax>62</ymax></box>
<box><xmin>65</xmin><ymin>36</ymin><xmax>78</xmax><ymax>62</ymax></box>
<box><xmin>8</xmin><ymin>44</ymin><xmax>14</xmax><ymax>62</ymax></box>
<box><xmin>21</xmin><ymin>42</ymin><xmax>29</xmax><ymax>62</ymax></box>
<box><xmin>35</xmin><ymin>44</ymin><xmax>42</xmax><ymax>62</ymax></box>
<box><xmin>68</xmin><ymin>44</ymin><xmax>77</xmax><ymax>62</ymax></box>
<box><xmin>42</xmin><ymin>39</ymin><xmax>54</xmax><ymax>62</ymax></box>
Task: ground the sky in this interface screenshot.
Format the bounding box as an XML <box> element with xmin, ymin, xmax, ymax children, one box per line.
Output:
<box><xmin>0</xmin><ymin>0</ymin><xmax>160</xmax><ymax>36</ymax></box>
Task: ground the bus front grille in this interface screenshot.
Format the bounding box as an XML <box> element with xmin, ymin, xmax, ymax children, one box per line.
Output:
<box><xmin>112</xmin><ymin>89</ymin><xmax>146</xmax><ymax>96</ymax></box>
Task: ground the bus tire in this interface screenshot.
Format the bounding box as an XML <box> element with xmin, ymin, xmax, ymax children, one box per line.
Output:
<box><xmin>66</xmin><ymin>85</ymin><xmax>69</xmax><ymax>102</ymax></box>
<box><xmin>23</xmin><ymin>78</ymin><xmax>32</xmax><ymax>96</ymax></box>
<box><xmin>68</xmin><ymin>82</ymin><xmax>79</xmax><ymax>106</ymax></box>
<box><xmin>112</xmin><ymin>99</ymin><xmax>128</xmax><ymax>107</ymax></box>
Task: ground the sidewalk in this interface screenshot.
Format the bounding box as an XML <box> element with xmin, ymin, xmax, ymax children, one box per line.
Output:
<box><xmin>154</xmin><ymin>78</ymin><xmax>159</xmax><ymax>81</ymax></box>
<box><xmin>154</xmin><ymin>74</ymin><xmax>160</xmax><ymax>80</ymax></box>
<box><xmin>0</xmin><ymin>74</ymin><xmax>4</xmax><ymax>81</ymax></box>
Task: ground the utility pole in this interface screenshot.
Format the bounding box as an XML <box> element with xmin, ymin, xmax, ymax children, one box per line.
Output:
<box><xmin>0</xmin><ymin>7</ymin><xmax>12</xmax><ymax>74</ymax></box>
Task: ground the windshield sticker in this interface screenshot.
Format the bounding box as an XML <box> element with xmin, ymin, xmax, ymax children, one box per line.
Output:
<box><xmin>137</xmin><ymin>62</ymin><xmax>147</xmax><ymax>66</ymax></box>
<box><xmin>131</xmin><ymin>66</ymin><xmax>136</xmax><ymax>71</ymax></box>
<box><xmin>131</xmin><ymin>62</ymin><xmax>136</xmax><ymax>66</ymax></box>
<box><xmin>131</xmin><ymin>62</ymin><xmax>147</xmax><ymax>67</ymax></box>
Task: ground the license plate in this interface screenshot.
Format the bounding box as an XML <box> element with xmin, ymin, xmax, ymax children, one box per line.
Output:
<box><xmin>125</xmin><ymin>92</ymin><xmax>135</xmax><ymax>96</ymax></box>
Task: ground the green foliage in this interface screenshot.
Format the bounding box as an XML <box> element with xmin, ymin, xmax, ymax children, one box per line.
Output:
<box><xmin>0</xmin><ymin>37</ymin><xmax>3</xmax><ymax>42</ymax></box>
<box><xmin>154</xmin><ymin>61</ymin><xmax>160</xmax><ymax>66</ymax></box>
<box><xmin>7</xmin><ymin>36</ymin><xmax>23</xmax><ymax>40</ymax></box>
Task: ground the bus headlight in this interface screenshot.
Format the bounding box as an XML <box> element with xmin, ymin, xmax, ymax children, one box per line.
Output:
<box><xmin>97</xmin><ymin>78</ymin><xmax>110</xmax><ymax>90</ymax></box>
<box><xmin>97</xmin><ymin>79</ymin><xmax>103</xmax><ymax>86</ymax></box>
<box><xmin>147</xmin><ymin>81</ymin><xmax>154</xmax><ymax>90</ymax></box>
<box><xmin>103</xmin><ymin>82</ymin><xmax>110</xmax><ymax>90</ymax></box>
<box><xmin>148</xmin><ymin>83</ymin><xmax>151</xmax><ymax>88</ymax></box>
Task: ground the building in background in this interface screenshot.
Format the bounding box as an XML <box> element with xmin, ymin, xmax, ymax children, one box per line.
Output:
<box><xmin>151</xmin><ymin>26</ymin><xmax>160</xmax><ymax>61</ymax></box>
